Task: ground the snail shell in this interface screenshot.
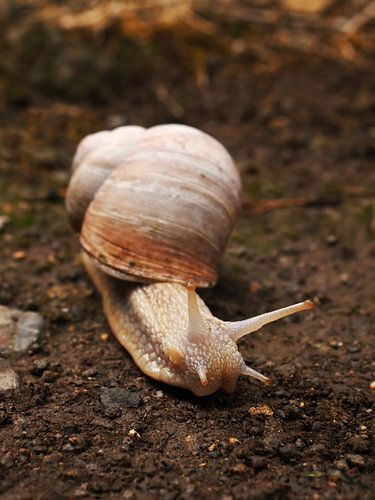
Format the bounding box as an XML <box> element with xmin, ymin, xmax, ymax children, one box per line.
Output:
<box><xmin>66</xmin><ymin>124</ymin><xmax>242</xmax><ymax>287</ymax></box>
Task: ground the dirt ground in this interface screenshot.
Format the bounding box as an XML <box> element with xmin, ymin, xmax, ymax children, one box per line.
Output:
<box><xmin>0</xmin><ymin>2</ymin><xmax>374</xmax><ymax>499</ymax></box>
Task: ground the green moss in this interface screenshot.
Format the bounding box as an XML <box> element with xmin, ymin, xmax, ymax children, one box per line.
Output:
<box><xmin>11</xmin><ymin>213</ymin><xmax>35</xmax><ymax>229</ymax></box>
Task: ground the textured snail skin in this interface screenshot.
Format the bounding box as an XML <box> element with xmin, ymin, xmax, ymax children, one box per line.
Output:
<box><xmin>83</xmin><ymin>253</ymin><xmax>243</xmax><ymax>396</ymax></box>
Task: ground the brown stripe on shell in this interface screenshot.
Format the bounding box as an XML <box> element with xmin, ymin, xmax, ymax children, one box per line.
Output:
<box><xmin>71</xmin><ymin>124</ymin><xmax>242</xmax><ymax>287</ymax></box>
<box><xmin>81</xmin><ymin>214</ymin><xmax>217</xmax><ymax>287</ymax></box>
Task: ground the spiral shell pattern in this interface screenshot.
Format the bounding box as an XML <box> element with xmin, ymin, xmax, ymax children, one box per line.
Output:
<box><xmin>66</xmin><ymin>124</ymin><xmax>242</xmax><ymax>287</ymax></box>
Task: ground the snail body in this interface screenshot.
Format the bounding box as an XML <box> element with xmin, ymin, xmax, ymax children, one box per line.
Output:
<box><xmin>67</xmin><ymin>124</ymin><xmax>313</xmax><ymax>396</ymax></box>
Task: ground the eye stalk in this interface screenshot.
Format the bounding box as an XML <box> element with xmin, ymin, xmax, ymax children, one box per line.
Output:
<box><xmin>186</xmin><ymin>283</ymin><xmax>210</xmax><ymax>387</ymax></box>
<box><xmin>186</xmin><ymin>283</ymin><xmax>208</xmax><ymax>343</ymax></box>
<box><xmin>225</xmin><ymin>300</ymin><xmax>315</xmax><ymax>342</ymax></box>
<box><xmin>184</xmin><ymin>284</ymin><xmax>314</xmax><ymax>392</ymax></box>
<box><xmin>197</xmin><ymin>365</ymin><xmax>209</xmax><ymax>386</ymax></box>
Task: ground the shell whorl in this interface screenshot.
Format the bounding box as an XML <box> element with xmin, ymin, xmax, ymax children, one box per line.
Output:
<box><xmin>66</xmin><ymin>124</ymin><xmax>242</xmax><ymax>287</ymax></box>
<box><xmin>66</xmin><ymin>126</ymin><xmax>145</xmax><ymax>230</ymax></box>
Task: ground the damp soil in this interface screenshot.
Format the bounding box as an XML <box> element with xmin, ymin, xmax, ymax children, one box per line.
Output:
<box><xmin>0</xmin><ymin>9</ymin><xmax>374</xmax><ymax>500</ymax></box>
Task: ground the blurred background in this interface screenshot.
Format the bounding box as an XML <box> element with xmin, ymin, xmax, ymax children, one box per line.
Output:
<box><xmin>1</xmin><ymin>0</ymin><xmax>375</xmax><ymax>108</ymax></box>
<box><xmin>1</xmin><ymin>0</ymin><xmax>374</xmax><ymax>274</ymax></box>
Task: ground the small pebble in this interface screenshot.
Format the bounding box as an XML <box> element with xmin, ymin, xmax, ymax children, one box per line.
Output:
<box><xmin>12</xmin><ymin>250</ymin><xmax>26</xmax><ymax>260</ymax></box>
<box><xmin>208</xmin><ymin>442</ymin><xmax>217</xmax><ymax>452</ymax></box>
<box><xmin>370</xmin><ymin>380</ymin><xmax>375</xmax><ymax>391</ymax></box>
<box><xmin>128</xmin><ymin>429</ymin><xmax>140</xmax><ymax>439</ymax></box>
<box><xmin>326</xmin><ymin>234</ymin><xmax>338</xmax><ymax>245</ymax></box>
<box><xmin>346</xmin><ymin>454</ymin><xmax>365</xmax><ymax>468</ymax></box>
<box><xmin>334</xmin><ymin>459</ymin><xmax>348</xmax><ymax>471</ymax></box>
<box><xmin>228</xmin><ymin>437</ymin><xmax>240</xmax><ymax>445</ymax></box>
<box><xmin>100</xmin><ymin>387</ymin><xmax>141</xmax><ymax>409</ymax></box>
<box><xmin>231</xmin><ymin>463</ymin><xmax>247</xmax><ymax>473</ymax></box>
<box><xmin>329</xmin><ymin>340</ymin><xmax>343</xmax><ymax>349</ymax></box>
<box><xmin>248</xmin><ymin>405</ymin><xmax>274</xmax><ymax>417</ymax></box>
<box><xmin>339</xmin><ymin>273</ymin><xmax>349</xmax><ymax>283</ymax></box>
<box><xmin>0</xmin><ymin>363</ymin><xmax>19</xmax><ymax>393</ymax></box>
<box><xmin>31</xmin><ymin>359</ymin><xmax>48</xmax><ymax>376</ymax></box>
<box><xmin>0</xmin><ymin>305</ymin><xmax>44</xmax><ymax>355</ymax></box>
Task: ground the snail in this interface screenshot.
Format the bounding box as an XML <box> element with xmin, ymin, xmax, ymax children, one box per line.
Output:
<box><xmin>66</xmin><ymin>124</ymin><xmax>314</xmax><ymax>396</ymax></box>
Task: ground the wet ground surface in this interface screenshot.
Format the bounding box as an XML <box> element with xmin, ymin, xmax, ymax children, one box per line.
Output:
<box><xmin>0</xmin><ymin>5</ymin><xmax>374</xmax><ymax>499</ymax></box>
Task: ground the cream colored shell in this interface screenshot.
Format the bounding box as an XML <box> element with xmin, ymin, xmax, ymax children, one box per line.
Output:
<box><xmin>66</xmin><ymin>124</ymin><xmax>242</xmax><ymax>287</ymax></box>
<box><xmin>66</xmin><ymin>126</ymin><xmax>145</xmax><ymax>229</ymax></box>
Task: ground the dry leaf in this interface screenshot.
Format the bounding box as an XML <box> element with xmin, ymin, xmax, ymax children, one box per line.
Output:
<box><xmin>282</xmin><ymin>0</ymin><xmax>332</xmax><ymax>14</ymax></box>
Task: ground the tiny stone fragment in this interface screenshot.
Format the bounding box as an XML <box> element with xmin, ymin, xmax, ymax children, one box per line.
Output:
<box><xmin>12</xmin><ymin>250</ymin><xmax>26</xmax><ymax>261</ymax></box>
<box><xmin>231</xmin><ymin>463</ymin><xmax>247</xmax><ymax>473</ymax></box>
<box><xmin>100</xmin><ymin>387</ymin><xmax>141</xmax><ymax>409</ymax></box>
<box><xmin>208</xmin><ymin>442</ymin><xmax>217</xmax><ymax>452</ymax></box>
<box><xmin>229</xmin><ymin>437</ymin><xmax>240</xmax><ymax>445</ymax></box>
<box><xmin>326</xmin><ymin>234</ymin><xmax>338</xmax><ymax>245</ymax></box>
<box><xmin>128</xmin><ymin>429</ymin><xmax>140</xmax><ymax>439</ymax></box>
<box><xmin>346</xmin><ymin>453</ymin><xmax>365</xmax><ymax>468</ymax></box>
<box><xmin>248</xmin><ymin>405</ymin><xmax>274</xmax><ymax>417</ymax></box>
<box><xmin>31</xmin><ymin>359</ymin><xmax>49</xmax><ymax>376</ymax></box>
<box><xmin>334</xmin><ymin>459</ymin><xmax>348</xmax><ymax>471</ymax></box>
<box><xmin>0</xmin><ymin>360</ymin><xmax>19</xmax><ymax>393</ymax></box>
<box><xmin>0</xmin><ymin>305</ymin><xmax>44</xmax><ymax>355</ymax></box>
